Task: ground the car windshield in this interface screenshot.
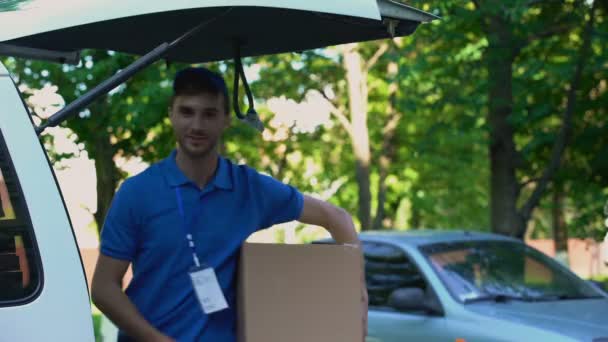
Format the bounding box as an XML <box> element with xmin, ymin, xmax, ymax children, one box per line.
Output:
<box><xmin>420</xmin><ymin>240</ymin><xmax>602</xmax><ymax>303</ymax></box>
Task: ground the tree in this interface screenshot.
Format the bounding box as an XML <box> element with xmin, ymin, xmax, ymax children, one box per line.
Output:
<box><xmin>8</xmin><ymin>51</ymin><xmax>185</xmax><ymax>233</ymax></box>
<box><xmin>480</xmin><ymin>0</ymin><xmax>599</xmax><ymax>238</ymax></box>
<box><xmin>407</xmin><ymin>0</ymin><xmax>604</xmax><ymax>239</ymax></box>
<box><xmin>251</xmin><ymin>42</ymin><xmax>404</xmax><ymax>230</ymax></box>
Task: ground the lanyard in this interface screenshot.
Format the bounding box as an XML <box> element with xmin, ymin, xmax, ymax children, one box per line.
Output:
<box><xmin>175</xmin><ymin>187</ymin><xmax>202</xmax><ymax>268</ymax></box>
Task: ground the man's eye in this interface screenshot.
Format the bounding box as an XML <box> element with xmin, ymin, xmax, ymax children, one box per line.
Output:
<box><xmin>180</xmin><ymin>110</ymin><xmax>194</xmax><ymax>116</ymax></box>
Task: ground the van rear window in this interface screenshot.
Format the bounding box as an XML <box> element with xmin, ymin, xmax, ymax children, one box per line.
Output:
<box><xmin>0</xmin><ymin>132</ymin><xmax>41</xmax><ymax>304</ymax></box>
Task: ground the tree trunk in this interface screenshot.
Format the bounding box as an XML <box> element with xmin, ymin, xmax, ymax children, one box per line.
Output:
<box><xmin>482</xmin><ymin>0</ymin><xmax>597</xmax><ymax>239</ymax></box>
<box><xmin>372</xmin><ymin>60</ymin><xmax>400</xmax><ymax>231</ymax></box>
<box><xmin>552</xmin><ymin>184</ymin><xmax>568</xmax><ymax>253</ymax></box>
<box><xmin>517</xmin><ymin>1</ymin><xmax>597</xmax><ymax>237</ymax></box>
<box><xmin>342</xmin><ymin>44</ymin><xmax>372</xmax><ymax>230</ymax></box>
<box><xmin>486</xmin><ymin>12</ymin><xmax>525</xmax><ymax>238</ymax></box>
<box><xmin>372</xmin><ymin>158</ymin><xmax>388</xmax><ymax>231</ymax></box>
<box><xmin>93</xmin><ymin>130</ymin><xmax>119</xmax><ymax>235</ymax></box>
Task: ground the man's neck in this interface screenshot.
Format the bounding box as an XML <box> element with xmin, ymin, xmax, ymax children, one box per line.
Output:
<box><xmin>175</xmin><ymin>148</ymin><xmax>219</xmax><ymax>189</ymax></box>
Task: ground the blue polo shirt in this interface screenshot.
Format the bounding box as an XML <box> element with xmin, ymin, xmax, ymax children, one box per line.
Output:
<box><xmin>100</xmin><ymin>150</ymin><xmax>304</xmax><ymax>341</ymax></box>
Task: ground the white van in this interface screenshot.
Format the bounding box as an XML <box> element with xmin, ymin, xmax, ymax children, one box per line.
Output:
<box><xmin>0</xmin><ymin>1</ymin><xmax>435</xmax><ymax>340</ymax></box>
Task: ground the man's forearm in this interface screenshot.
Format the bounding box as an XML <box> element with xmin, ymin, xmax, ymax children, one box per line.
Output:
<box><xmin>322</xmin><ymin>205</ymin><xmax>360</xmax><ymax>245</ymax></box>
<box><xmin>92</xmin><ymin>282</ymin><xmax>169</xmax><ymax>341</ymax></box>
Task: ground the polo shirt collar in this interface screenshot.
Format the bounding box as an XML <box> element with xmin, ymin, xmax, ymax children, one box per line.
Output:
<box><xmin>163</xmin><ymin>149</ymin><xmax>233</xmax><ymax>191</ymax></box>
<box><xmin>213</xmin><ymin>155</ymin><xmax>233</xmax><ymax>191</ymax></box>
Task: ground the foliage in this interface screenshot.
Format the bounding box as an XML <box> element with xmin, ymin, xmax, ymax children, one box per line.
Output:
<box><xmin>2</xmin><ymin>0</ymin><xmax>606</xmax><ymax>242</ymax></box>
<box><xmin>92</xmin><ymin>312</ymin><xmax>102</xmax><ymax>342</ymax></box>
<box><xmin>406</xmin><ymin>0</ymin><xmax>608</xmax><ymax>238</ymax></box>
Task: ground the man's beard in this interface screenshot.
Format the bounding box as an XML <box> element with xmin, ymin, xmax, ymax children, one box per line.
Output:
<box><xmin>178</xmin><ymin>136</ymin><xmax>218</xmax><ymax>160</ymax></box>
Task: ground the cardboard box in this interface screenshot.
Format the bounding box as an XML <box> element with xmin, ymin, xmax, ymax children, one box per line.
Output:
<box><xmin>237</xmin><ymin>243</ymin><xmax>363</xmax><ymax>342</ymax></box>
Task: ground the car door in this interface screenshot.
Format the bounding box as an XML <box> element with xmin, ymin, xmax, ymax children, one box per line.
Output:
<box><xmin>364</xmin><ymin>240</ymin><xmax>449</xmax><ymax>342</ymax></box>
<box><xmin>0</xmin><ymin>62</ymin><xmax>94</xmax><ymax>341</ymax></box>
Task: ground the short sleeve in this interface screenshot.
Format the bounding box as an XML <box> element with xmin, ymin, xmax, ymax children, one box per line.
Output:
<box><xmin>100</xmin><ymin>179</ymin><xmax>139</xmax><ymax>261</ymax></box>
<box><xmin>254</xmin><ymin>172</ymin><xmax>304</xmax><ymax>230</ymax></box>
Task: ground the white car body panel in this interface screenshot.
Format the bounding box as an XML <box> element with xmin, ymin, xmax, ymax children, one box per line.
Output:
<box><xmin>0</xmin><ymin>0</ymin><xmax>381</xmax><ymax>42</ymax></box>
<box><xmin>0</xmin><ymin>61</ymin><xmax>94</xmax><ymax>341</ymax></box>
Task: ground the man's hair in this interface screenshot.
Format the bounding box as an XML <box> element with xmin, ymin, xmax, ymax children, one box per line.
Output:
<box><xmin>171</xmin><ymin>67</ymin><xmax>230</xmax><ymax>114</ymax></box>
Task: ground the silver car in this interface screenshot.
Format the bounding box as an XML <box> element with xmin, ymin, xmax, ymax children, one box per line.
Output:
<box><xmin>319</xmin><ymin>230</ymin><xmax>608</xmax><ymax>342</ymax></box>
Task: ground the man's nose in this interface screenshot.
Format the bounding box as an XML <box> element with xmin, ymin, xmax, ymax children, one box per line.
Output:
<box><xmin>190</xmin><ymin>114</ymin><xmax>207</xmax><ymax>130</ymax></box>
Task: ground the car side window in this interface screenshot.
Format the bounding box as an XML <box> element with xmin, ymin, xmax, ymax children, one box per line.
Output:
<box><xmin>364</xmin><ymin>241</ymin><xmax>427</xmax><ymax>310</ymax></box>
<box><xmin>0</xmin><ymin>132</ymin><xmax>41</xmax><ymax>304</ymax></box>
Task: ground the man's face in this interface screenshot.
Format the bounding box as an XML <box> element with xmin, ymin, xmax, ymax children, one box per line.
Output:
<box><xmin>169</xmin><ymin>92</ymin><xmax>230</xmax><ymax>159</ymax></box>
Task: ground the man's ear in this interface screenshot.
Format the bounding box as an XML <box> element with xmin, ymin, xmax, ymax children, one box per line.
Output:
<box><xmin>224</xmin><ymin>110</ymin><xmax>232</xmax><ymax>128</ymax></box>
<box><xmin>168</xmin><ymin>95</ymin><xmax>176</xmax><ymax>118</ymax></box>
<box><xmin>168</xmin><ymin>106</ymin><xmax>175</xmax><ymax>125</ymax></box>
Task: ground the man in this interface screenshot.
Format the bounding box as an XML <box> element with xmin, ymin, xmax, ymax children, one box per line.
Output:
<box><xmin>92</xmin><ymin>67</ymin><xmax>368</xmax><ymax>341</ymax></box>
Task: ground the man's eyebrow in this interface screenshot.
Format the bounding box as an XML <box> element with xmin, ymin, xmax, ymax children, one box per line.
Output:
<box><xmin>176</xmin><ymin>105</ymin><xmax>220</xmax><ymax>112</ymax></box>
<box><xmin>177</xmin><ymin>105</ymin><xmax>194</xmax><ymax>111</ymax></box>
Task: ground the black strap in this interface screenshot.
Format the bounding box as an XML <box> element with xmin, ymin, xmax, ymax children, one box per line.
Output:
<box><xmin>233</xmin><ymin>43</ymin><xmax>255</xmax><ymax>120</ymax></box>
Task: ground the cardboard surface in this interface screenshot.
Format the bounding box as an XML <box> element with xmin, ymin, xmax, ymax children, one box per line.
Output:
<box><xmin>237</xmin><ymin>243</ymin><xmax>363</xmax><ymax>342</ymax></box>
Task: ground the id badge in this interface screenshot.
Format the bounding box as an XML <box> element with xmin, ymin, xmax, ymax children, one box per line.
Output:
<box><xmin>189</xmin><ymin>266</ymin><xmax>229</xmax><ymax>314</ymax></box>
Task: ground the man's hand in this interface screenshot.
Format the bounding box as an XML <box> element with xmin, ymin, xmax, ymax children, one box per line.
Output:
<box><xmin>92</xmin><ymin>254</ymin><xmax>171</xmax><ymax>342</ymax></box>
<box><xmin>298</xmin><ymin>195</ymin><xmax>359</xmax><ymax>246</ymax></box>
